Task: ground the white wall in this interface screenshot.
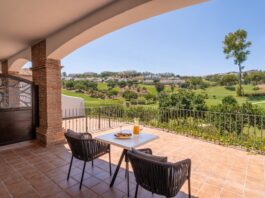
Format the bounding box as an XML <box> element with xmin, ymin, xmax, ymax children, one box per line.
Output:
<box><xmin>62</xmin><ymin>94</ymin><xmax>85</xmax><ymax>118</ymax></box>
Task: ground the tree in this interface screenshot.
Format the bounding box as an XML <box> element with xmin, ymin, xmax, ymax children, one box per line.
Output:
<box><xmin>221</xmin><ymin>74</ymin><xmax>238</xmax><ymax>86</ymax></box>
<box><xmin>248</xmin><ymin>71</ymin><xmax>265</xmax><ymax>85</ymax></box>
<box><xmin>158</xmin><ymin>92</ymin><xmax>172</xmax><ymax>108</ymax></box>
<box><xmin>74</xmin><ymin>82</ymin><xmax>86</xmax><ymax>92</ymax></box>
<box><xmin>223</xmin><ymin>29</ymin><xmax>252</xmax><ymax>96</ymax></box>
<box><xmin>122</xmin><ymin>90</ymin><xmax>138</xmax><ymax>101</ymax></box>
<box><xmin>144</xmin><ymin>93</ymin><xmax>157</xmax><ymax>103</ymax></box>
<box><xmin>107</xmin><ymin>89</ymin><xmax>118</xmax><ymax>98</ymax></box>
<box><xmin>193</xmin><ymin>94</ymin><xmax>208</xmax><ymax>111</ymax></box>
<box><xmin>170</xmin><ymin>84</ymin><xmax>175</xmax><ymax>92</ymax></box>
<box><xmin>118</xmin><ymin>81</ymin><xmax>127</xmax><ymax>88</ymax></box>
<box><xmin>83</xmin><ymin>81</ymin><xmax>97</xmax><ymax>91</ymax></box>
<box><xmin>155</xmin><ymin>83</ymin><xmax>164</xmax><ymax>93</ymax></box>
<box><xmin>65</xmin><ymin>80</ymin><xmax>75</xmax><ymax>90</ymax></box>
<box><xmin>107</xmin><ymin>81</ymin><xmax>116</xmax><ymax>89</ymax></box>
<box><xmin>222</xmin><ymin>96</ymin><xmax>238</xmax><ymax>106</ymax></box>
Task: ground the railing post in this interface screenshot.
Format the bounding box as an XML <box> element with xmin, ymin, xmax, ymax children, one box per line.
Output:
<box><xmin>253</xmin><ymin>115</ymin><xmax>257</xmax><ymax>150</ymax></box>
<box><xmin>108</xmin><ymin>108</ymin><xmax>111</xmax><ymax>128</ymax></box>
<box><xmin>98</xmin><ymin>107</ymin><xmax>101</xmax><ymax>130</ymax></box>
<box><xmin>86</xmin><ymin>109</ymin><xmax>88</xmax><ymax>132</ymax></box>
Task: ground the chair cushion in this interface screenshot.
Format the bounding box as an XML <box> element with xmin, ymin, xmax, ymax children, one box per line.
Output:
<box><xmin>65</xmin><ymin>129</ymin><xmax>84</xmax><ymax>139</ymax></box>
<box><xmin>132</xmin><ymin>148</ymin><xmax>167</xmax><ymax>162</ymax></box>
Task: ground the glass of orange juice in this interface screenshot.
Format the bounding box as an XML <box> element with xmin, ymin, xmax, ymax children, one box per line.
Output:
<box><xmin>133</xmin><ymin>118</ymin><xmax>140</xmax><ymax>135</ymax></box>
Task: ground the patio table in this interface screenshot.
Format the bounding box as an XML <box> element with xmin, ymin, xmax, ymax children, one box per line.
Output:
<box><xmin>95</xmin><ymin>131</ymin><xmax>159</xmax><ymax>197</ymax></box>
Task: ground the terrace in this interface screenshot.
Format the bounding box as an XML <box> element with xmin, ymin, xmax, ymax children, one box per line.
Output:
<box><xmin>1</xmin><ymin>1</ymin><xmax>265</xmax><ymax>198</ymax></box>
<box><xmin>0</xmin><ymin>125</ymin><xmax>264</xmax><ymax>198</ymax></box>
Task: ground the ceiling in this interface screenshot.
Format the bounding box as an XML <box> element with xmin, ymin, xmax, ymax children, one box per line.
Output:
<box><xmin>0</xmin><ymin>0</ymin><xmax>114</xmax><ymax>61</ymax></box>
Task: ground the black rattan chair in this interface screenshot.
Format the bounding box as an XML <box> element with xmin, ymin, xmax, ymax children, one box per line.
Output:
<box><xmin>127</xmin><ymin>149</ymin><xmax>191</xmax><ymax>198</ymax></box>
<box><xmin>65</xmin><ymin>129</ymin><xmax>112</xmax><ymax>189</ymax></box>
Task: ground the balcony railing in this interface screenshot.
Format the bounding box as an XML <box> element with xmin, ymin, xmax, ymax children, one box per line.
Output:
<box><xmin>62</xmin><ymin>106</ymin><xmax>265</xmax><ymax>153</ymax></box>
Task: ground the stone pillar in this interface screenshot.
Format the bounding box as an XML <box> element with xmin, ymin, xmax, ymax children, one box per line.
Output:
<box><xmin>1</xmin><ymin>60</ymin><xmax>8</xmax><ymax>75</ymax></box>
<box><xmin>31</xmin><ymin>40</ymin><xmax>64</xmax><ymax>145</ymax></box>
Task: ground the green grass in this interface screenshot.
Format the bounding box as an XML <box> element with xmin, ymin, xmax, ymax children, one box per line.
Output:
<box><xmin>193</xmin><ymin>85</ymin><xmax>265</xmax><ymax>108</ymax></box>
<box><xmin>62</xmin><ymin>89</ymin><xmax>123</xmax><ymax>107</ymax></box>
<box><xmin>138</xmin><ymin>84</ymin><xmax>157</xmax><ymax>95</ymax></box>
<box><xmin>97</xmin><ymin>83</ymin><xmax>108</xmax><ymax>90</ymax></box>
<box><xmin>63</xmin><ymin>83</ymin><xmax>265</xmax><ymax>109</ymax></box>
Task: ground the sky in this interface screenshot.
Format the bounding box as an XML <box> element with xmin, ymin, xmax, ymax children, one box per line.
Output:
<box><xmin>60</xmin><ymin>0</ymin><xmax>265</xmax><ymax>76</ymax></box>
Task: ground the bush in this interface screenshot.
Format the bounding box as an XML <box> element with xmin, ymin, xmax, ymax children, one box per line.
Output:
<box><xmin>155</xmin><ymin>83</ymin><xmax>165</xmax><ymax>93</ymax></box>
<box><xmin>138</xmin><ymin>99</ymin><xmax>146</xmax><ymax>105</ymax></box>
<box><xmin>225</xmin><ymin>86</ymin><xmax>236</xmax><ymax>91</ymax></box>
<box><xmin>122</xmin><ymin>90</ymin><xmax>138</xmax><ymax>101</ymax></box>
<box><xmin>130</xmin><ymin>98</ymin><xmax>147</xmax><ymax>105</ymax></box>
<box><xmin>130</xmin><ymin>99</ymin><xmax>138</xmax><ymax>105</ymax></box>
<box><xmin>222</xmin><ymin>96</ymin><xmax>238</xmax><ymax>106</ymax></box>
<box><xmin>242</xmin><ymin>92</ymin><xmax>265</xmax><ymax>97</ymax></box>
<box><xmin>144</xmin><ymin>93</ymin><xmax>156</xmax><ymax>101</ymax></box>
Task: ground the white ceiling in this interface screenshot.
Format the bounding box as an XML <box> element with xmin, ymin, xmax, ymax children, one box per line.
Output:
<box><xmin>0</xmin><ymin>0</ymin><xmax>114</xmax><ymax>61</ymax></box>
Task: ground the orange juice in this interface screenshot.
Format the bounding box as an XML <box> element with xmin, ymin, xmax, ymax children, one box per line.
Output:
<box><xmin>133</xmin><ymin>125</ymin><xmax>140</xmax><ymax>135</ymax></box>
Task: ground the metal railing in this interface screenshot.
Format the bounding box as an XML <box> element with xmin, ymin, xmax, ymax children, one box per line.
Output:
<box><xmin>62</xmin><ymin>106</ymin><xmax>265</xmax><ymax>153</ymax></box>
<box><xmin>62</xmin><ymin>106</ymin><xmax>124</xmax><ymax>133</ymax></box>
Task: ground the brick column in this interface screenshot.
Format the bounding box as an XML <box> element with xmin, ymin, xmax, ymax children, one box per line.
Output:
<box><xmin>32</xmin><ymin>40</ymin><xmax>64</xmax><ymax>145</ymax></box>
<box><xmin>1</xmin><ymin>60</ymin><xmax>8</xmax><ymax>75</ymax></box>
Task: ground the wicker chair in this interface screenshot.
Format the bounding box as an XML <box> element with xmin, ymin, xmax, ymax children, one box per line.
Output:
<box><xmin>65</xmin><ymin>129</ymin><xmax>112</xmax><ymax>189</ymax></box>
<box><xmin>127</xmin><ymin>149</ymin><xmax>191</xmax><ymax>198</ymax></box>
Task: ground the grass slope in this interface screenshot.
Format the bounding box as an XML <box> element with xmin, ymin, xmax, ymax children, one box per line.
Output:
<box><xmin>62</xmin><ymin>89</ymin><xmax>123</xmax><ymax>107</ymax></box>
<box><xmin>63</xmin><ymin>83</ymin><xmax>265</xmax><ymax>109</ymax></box>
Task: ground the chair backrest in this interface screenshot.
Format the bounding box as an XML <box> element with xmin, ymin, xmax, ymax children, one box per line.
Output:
<box><xmin>64</xmin><ymin>130</ymin><xmax>92</xmax><ymax>161</ymax></box>
<box><xmin>127</xmin><ymin>151</ymin><xmax>183</xmax><ymax>197</ymax></box>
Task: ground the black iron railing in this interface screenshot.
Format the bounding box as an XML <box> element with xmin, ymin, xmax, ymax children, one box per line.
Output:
<box><xmin>62</xmin><ymin>106</ymin><xmax>265</xmax><ymax>153</ymax></box>
<box><xmin>62</xmin><ymin>106</ymin><xmax>124</xmax><ymax>133</ymax></box>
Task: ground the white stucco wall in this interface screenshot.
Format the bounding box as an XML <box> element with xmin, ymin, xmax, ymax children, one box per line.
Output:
<box><xmin>62</xmin><ymin>94</ymin><xmax>85</xmax><ymax>118</ymax></box>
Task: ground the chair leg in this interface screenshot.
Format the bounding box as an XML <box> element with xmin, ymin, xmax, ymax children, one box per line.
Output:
<box><xmin>135</xmin><ymin>184</ymin><xmax>139</xmax><ymax>198</ymax></box>
<box><xmin>79</xmin><ymin>161</ymin><xmax>87</xmax><ymax>190</ymax></box>
<box><xmin>125</xmin><ymin>155</ymin><xmax>130</xmax><ymax>197</ymax></box>
<box><xmin>109</xmin><ymin>152</ymin><xmax>112</xmax><ymax>176</ymax></box>
<box><xmin>67</xmin><ymin>155</ymin><xmax>74</xmax><ymax>180</ymax></box>
<box><xmin>188</xmin><ymin>177</ymin><xmax>191</xmax><ymax>198</ymax></box>
<box><xmin>92</xmin><ymin>159</ymin><xmax>94</xmax><ymax>167</ymax></box>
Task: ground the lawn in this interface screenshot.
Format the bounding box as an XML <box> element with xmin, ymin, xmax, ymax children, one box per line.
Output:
<box><xmin>138</xmin><ymin>84</ymin><xmax>157</xmax><ymax>95</ymax></box>
<box><xmin>97</xmin><ymin>83</ymin><xmax>108</xmax><ymax>90</ymax></box>
<box><xmin>62</xmin><ymin>89</ymin><xmax>123</xmax><ymax>107</ymax></box>
<box><xmin>63</xmin><ymin>84</ymin><xmax>265</xmax><ymax>109</ymax></box>
<box><xmin>193</xmin><ymin>85</ymin><xmax>265</xmax><ymax>108</ymax></box>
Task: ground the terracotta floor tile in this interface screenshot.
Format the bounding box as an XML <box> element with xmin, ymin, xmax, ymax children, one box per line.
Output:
<box><xmin>58</xmin><ymin>178</ymin><xmax>79</xmax><ymax>189</ymax></box>
<box><xmin>220</xmin><ymin>189</ymin><xmax>242</xmax><ymax>198</ymax></box>
<box><xmin>102</xmin><ymin>188</ymin><xmax>125</xmax><ymax>198</ymax></box>
<box><xmin>244</xmin><ymin>188</ymin><xmax>265</xmax><ymax>198</ymax></box>
<box><xmin>196</xmin><ymin>183</ymin><xmax>222</xmax><ymax>198</ymax></box>
<box><xmin>65</xmin><ymin>183</ymin><xmax>89</xmax><ymax>197</ymax></box>
<box><xmin>91</xmin><ymin>181</ymin><xmax>110</xmax><ymax>194</ymax></box>
<box><xmin>45</xmin><ymin>191</ymin><xmax>71</xmax><ymax>198</ymax></box>
<box><xmin>82</xmin><ymin>176</ymin><xmax>102</xmax><ymax>188</ymax></box>
<box><xmin>0</xmin><ymin>126</ymin><xmax>264</xmax><ymax>198</ymax></box>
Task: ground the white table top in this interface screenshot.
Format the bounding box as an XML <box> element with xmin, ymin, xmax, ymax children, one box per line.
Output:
<box><xmin>95</xmin><ymin>131</ymin><xmax>159</xmax><ymax>150</ymax></box>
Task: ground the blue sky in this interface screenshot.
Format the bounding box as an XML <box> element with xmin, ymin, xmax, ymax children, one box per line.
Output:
<box><xmin>61</xmin><ymin>0</ymin><xmax>265</xmax><ymax>76</ymax></box>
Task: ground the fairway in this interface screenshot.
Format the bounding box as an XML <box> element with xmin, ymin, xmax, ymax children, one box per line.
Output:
<box><xmin>62</xmin><ymin>89</ymin><xmax>123</xmax><ymax>107</ymax></box>
<box><xmin>193</xmin><ymin>85</ymin><xmax>265</xmax><ymax>108</ymax></box>
<box><xmin>62</xmin><ymin>84</ymin><xmax>265</xmax><ymax>109</ymax></box>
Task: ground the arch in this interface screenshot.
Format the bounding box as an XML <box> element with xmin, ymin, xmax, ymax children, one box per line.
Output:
<box><xmin>47</xmin><ymin>0</ymin><xmax>207</xmax><ymax>60</ymax></box>
<box><xmin>8</xmin><ymin>48</ymin><xmax>31</xmax><ymax>72</ymax></box>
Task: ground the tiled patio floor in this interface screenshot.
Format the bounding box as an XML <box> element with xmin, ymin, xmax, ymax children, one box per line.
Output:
<box><xmin>0</xmin><ymin>126</ymin><xmax>265</xmax><ymax>198</ymax></box>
